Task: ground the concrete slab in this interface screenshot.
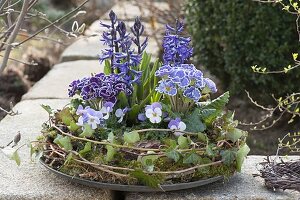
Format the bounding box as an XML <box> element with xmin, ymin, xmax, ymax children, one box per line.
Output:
<box><xmin>22</xmin><ymin>60</ymin><xmax>103</xmax><ymax>100</ymax></box>
<box><xmin>102</xmin><ymin>1</ymin><xmax>169</xmax><ymax>21</ymax></box>
<box><xmin>60</xmin><ymin>36</ymin><xmax>102</xmax><ymax>62</ymax></box>
<box><xmin>0</xmin><ymin>99</ymin><xmax>111</xmax><ymax>200</ymax></box>
<box><xmin>126</xmin><ymin>156</ymin><xmax>300</xmax><ymax>200</ymax></box>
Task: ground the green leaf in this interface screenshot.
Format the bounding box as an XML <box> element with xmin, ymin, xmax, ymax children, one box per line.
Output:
<box><xmin>64</xmin><ymin>152</ymin><xmax>74</xmax><ymax>165</ymax></box>
<box><xmin>183</xmin><ymin>152</ymin><xmax>201</xmax><ymax>165</ymax></box>
<box><xmin>236</xmin><ymin>144</ymin><xmax>250</xmax><ymax>172</ymax></box>
<box><xmin>41</xmin><ymin>104</ymin><xmax>53</xmax><ymax>115</ymax></box>
<box><xmin>130</xmin><ymin>169</ymin><xmax>161</xmax><ymax>188</ymax></box>
<box><xmin>104</xmin><ymin>60</ymin><xmax>111</xmax><ymax>75</ymax></box>
<box><xmin>197</xmin><ymin>133</ymin><xmax>208</xmax><ymax>143</ymax></box>
<box><xmin>164</xmin><ymin>139</ymin><xmax>177</xmax><ymax>149</ymax></box>
<box><xmin>79</xmin><ymin>142</ymin><xmax>92</xmax><ymax>156</ymax></box>
<box><xmin>127</xmin><ymin>104</ymin><xmax>140</xmax><ymax>123</ymax></box>
<box><xmin>184</xmin><ymin>108</ymin><xmax>206</xmax><ymax>132</ymax></box>
<box><xmin>1</xmin><ymin>147</ymin><xmax>21</xmax><ymax>165</ymax></box>
<box><xmin>107</xmin><ymin>132</ymin><xmax>115</xmax><ymax>143</ymax></box>
<box><xmin>140</xmin><ymin>154</ymin><xmax>159</xmax><ymax>172</ymax></box>
<box><xmin>53</xmin><ymin>135</ymin><xmax>73</xmax><ymax>151</ymax></box>
<box><xmin>117</xmin><ymin>91</ymin><xmax>129</xmax><ymax>108</ymax></box>
<box><xmin>105</xmin><ymin>145</ymin><xmax>116</xmax><ymax>162</ymax></box>
<box><xmin>221</xmin><ymin>149</ymin><xmax>237</xmax><ymax>165</ymax></box>
<box><xmin>58</xmin><ymin>108</ymin><xmax>73</xmax><ymax>126</ymax></box>
<box><xmin>166</xmin><ymin>149</ymin><xmax>180</xmax><ymax>162</ymax></box>
<box><xmin>11</xmin><ymin>150</ymin><xmax>20</xmax><ymax>166</ymax></box>
<box><xmin>206</xmin><ymin>144</ymin><xmax>216</xmax><ymax>157</ymax></box>
<box><xmin>226</xmin><ymin>128</ymin><xmax>245</xmax><ymax>143</ymax></box>
<box><xmin>178</xmin><ymin>136</ymin><xmax>189</xmax><ymax>149</ymax></box>
<box><xmin>200</xmin><ymin>92</ymin><xmax>230</xmax><ymax>125</ymax></box>
<box><xmin>69</xmin><ymin>120</ymin><xmax>80</xmax><ymax>132</ymax></box>
<box><xmin>79</xmin><ymin>124</ymin><xmax>95</xmax><ymax>138</ymax></box>
<box><xmin>124</xmin><ymin>131</ymin><xmax>140</xmax><ymax>144</ymax></box>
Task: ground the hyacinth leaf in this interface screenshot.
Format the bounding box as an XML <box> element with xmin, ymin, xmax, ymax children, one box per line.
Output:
<box><xmin>104</xmin><ymin>60</ymin><xmax>111</xmax><ymax>75</ymax></box>
<box><xmin>79</xmin><ymin>142</ymin><xmax>92</xmax><ymax>156</ymax></box>
<box><xmin>105</xmin><ymin>145</ymin><xmax>116</xmax><ymax>162</ymax></box>
<box><xmin>226</xmin><ymin>128</ymin><xmax>245</xmax><ymax>143</ymax></box>
<box><xmin>140</xmin><ymin>52</ymin><xmax>151</xmax><ymax>79</ymax></box>
<box><xmin>124</xmin><ymin>131</ymin><xmax>140</xmax><ymax>144</ymax></box>
<box><xmin>53</xmin><ymin>135</ymin><xmax>73</xmax><ymax>151</ymax></box>
<box><xmin>41</xmin><ymin>104</ymin><xmax>53</xmax><ymax>115</ymax></box>
<box><xmin>200</xmin><ymin>92</ymin><xmax>230</xmax><ymax>125</ymax></box>
<box><xmin>79</xmin><ymin>124</ymin><xmax>95</xmax><ymax>138</ymax></box>
<box><xmin>117</xmin><ymin>91</ymin><xmax>129</xmax><ymax>108</ymax></box>
<box><xmin>184</xmin><ymin>108</ymin><xmax>206</xmax><ymax>132</ymax></box>
<box><xmin>143</xmin><ymin>59</ymin><xmax>160</xmax><ymax>91</ymax></box>
<box><xmin>166</xmin><ymin>149</ymin><xmax>180</xmax><ymax>162</ymax></box>
<box><xmin>178</xmin><ymin>135</ymin><xmax>189</xmax><ymax>149</ymax></box>
<box><xmin>183</xmin><ymin>152</ymin><xmax>201</xmax><ymax>165</ymax></box>
<box><xmin>236</xmin><ymin>143</ymin><xmax>250</xmax><ymax>172</ymax></box>
<box><xmin>130</xmin><ymin>169</ymin><xmax>161</xmax><ymax>188</ymax></box>
<box><xmin>127</xmin><ymin>104</ymin><xmax>140</xmax><ymax>123</ymax></box>
<box><xmin>221</xmin><ymin>149</ymin><xmax>237</xmax><ymax>165</ymax></box>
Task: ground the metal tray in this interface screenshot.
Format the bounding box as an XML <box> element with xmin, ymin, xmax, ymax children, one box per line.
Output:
<box><xmin>40</xmin><ymin>159</ymin><xmax>224</xmax><ymax>192</ymax></box>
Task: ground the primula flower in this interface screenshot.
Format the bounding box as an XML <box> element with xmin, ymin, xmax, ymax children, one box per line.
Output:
<box><xmin>145</xmin><ymin>102</ymin><xmax>163</xmax><ymax>123</ymax></box>
<box><xmin>168</xmin><ymin>118</ymin><xmax>187</xmax><ymax>136</ymax></box>
<box><xmin>156</xmin><ymin>79</ymin><xmax>177</xmax><ymax>96</ymax></box>
<box><xmin>115</xmin><ymin>107</ymin><xmax>128</xmax><ymax>123</ymax></box>
<box><xmin>183</xmin><ymin>86</ymin><xmax>202</xmax><ymax>102</ymax></box>
<box><xmin>204</xmin><ymin>78</ymin><xmax>217</xmax><ymax>93</ymax></box>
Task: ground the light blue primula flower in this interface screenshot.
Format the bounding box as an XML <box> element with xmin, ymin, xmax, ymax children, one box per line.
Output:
<box><xmin>155</xmin><ymin>21</ymin><xmax>217</xmax><ymax>103</ymax></box>
<box><xmin>156</xmin><ymin>79</ymin><xmax>177</xmax><ymax>96</ymax></box>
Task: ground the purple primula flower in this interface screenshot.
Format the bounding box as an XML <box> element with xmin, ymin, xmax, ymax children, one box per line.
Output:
<box><xmin>183</xmin><ymin>86</ymin><xmax>201</xmax><ymax>102</ymax></box>
<box><xmin>68</xmin><ymin>73</ymin><xmax>133</xmax><ymax>103</ymax></box>
<box><xmin>138</xmin><ymin>113</ymin><xmax>147</xmax><ymax>121</ymax></box>
<box><xmin>145</xmin><ymin>102</ymin><xmax>163</xmax><ymax>123</ymax></box>
<box><xmin>168</xmin><ymin>118</ymin><xmax>187</xmax><ymax>136</ymax></box>
<box><xmin>204</xmin><ymin>78</ymin><xmax>217</xmax><ymax>93</ymax></box>
<box><xmin>156</xmin><ymin>79</ymin><xmax>177</xmax><ymax>96</ymax></box>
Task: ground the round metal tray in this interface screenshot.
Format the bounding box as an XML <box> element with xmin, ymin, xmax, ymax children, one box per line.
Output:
<box><xmin>40</xmin><ymin>159</ymin><xmax>224</xmax><ymax>192</ymax></box>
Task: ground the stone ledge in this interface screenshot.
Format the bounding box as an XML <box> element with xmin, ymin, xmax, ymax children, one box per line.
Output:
<box><xmin>126</xmin><ymin>156</ymin><xmax>300</xmax><ymax>200</ymax></box>
<box><xmin>22</xmin><ymin>60</ymin><xmax>102</xmax><ymax>100</ymax></box>
<box><xmin>60</xmin><ymin>36</ymin><xmax>103</xmax><ymax>62</ymax></box>
<box><xmin>0</xmin><ymin>99</ymin><xmax>111</xmax><ymax>200</ymax></box>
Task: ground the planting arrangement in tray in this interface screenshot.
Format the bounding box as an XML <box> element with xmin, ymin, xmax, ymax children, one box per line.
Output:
<box><xmin>34</xmin><ymin>11</ymin><xmax>250</xmax><ymax>188</ymax></box>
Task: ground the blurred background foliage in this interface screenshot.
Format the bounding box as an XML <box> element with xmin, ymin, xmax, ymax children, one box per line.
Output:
<box><xmin>185</xmin><ymin>0</ymin><xmax>299</xmax><ymax>103</ymax></box>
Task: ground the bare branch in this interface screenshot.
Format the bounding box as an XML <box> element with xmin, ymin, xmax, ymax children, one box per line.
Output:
<box><xmin>0</xmin><ymin>0</ymin><xmax>30</xmax><ymax>73</ymax></box>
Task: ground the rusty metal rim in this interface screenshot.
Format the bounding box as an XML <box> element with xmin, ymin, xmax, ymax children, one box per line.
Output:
<box><xmin>40</xmin><ymin>159</ymin><xmax>224</xmax><ymax>192</ymax></box>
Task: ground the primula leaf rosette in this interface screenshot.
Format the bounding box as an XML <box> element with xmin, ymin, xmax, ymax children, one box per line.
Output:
<box><xmin>33</xmin><ymin>11</ymin><xmax>249</xmax><ymax>188</ymax></box>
